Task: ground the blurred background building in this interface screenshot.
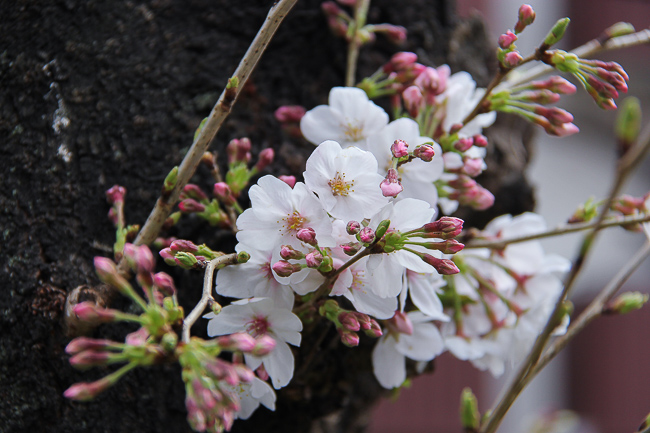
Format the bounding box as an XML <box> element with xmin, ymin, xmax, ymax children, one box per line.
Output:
<box><xmin>369</xmin><ymin>1</ymin><xmax>650</xmax><ymax>431</ymax></box>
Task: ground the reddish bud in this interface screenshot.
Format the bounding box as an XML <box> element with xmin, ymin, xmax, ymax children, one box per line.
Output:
<box><xmin>280</xmin><ymin>245</ymin><xmax>304</xmax><ymax>260</ymax></box>
<box><xmin>503</xmin><ymin>51</ymin><xmax>523</xmax><ymax>68</ymax></box>
<box><xmin>341</xmin><ymin>241</ymin><xmax>362</xmax><ymax>256</ymax></box>
<box><xmin>170</xmin><ymin>239</ymin><xmax>199</xmax><ymax>253</ymax></box>
<box><xmin>213</xmin><ymin>182</ymin><xmax>235</xmax><ymax>206</ymax></box>
<box><xmin>255</xmin><ymin>148</ymin><xmax>274</xmax><ymax>172</ymax></box>
<box><xmin>462</xmin><ymin>158</ymin><xmax>484</xmax><ymax>177</ymax></box>
<box><xmin>391</xmin><ymin>139</ymin><xmax>409</xmax><ymax>158</ymax></box>
<box><xmin>274</xmin><ymin>105</ymin><xmax>306</xmax><ymax>123</ymax></box>
<box><xmin>515</xmin><ymin>4</ymin><xmax>535</xmax><ymax>33</ymax></box>
<box><xmin>66</xmin><ymin>337</ymin><xmax>116</xmax><ymax>355</ymax></box>
<box><xmin>454</xmin><ymin>137</ymin><xmax>474</xmax><ymax>152</ymax></box>
<box><xmin>389</xmin><ymin>311</ymin><xmax>413</xmax><ymax>335</ymax></box>
<box><xmin>153</xmin><ymin>272</ymin><xmax>176</xmax><ymax>296</ymax></box>
<box><xmin>305</xmin><ymin>251</ymin><xmax>324</xmax><ymax>268</ymax></box>
<box><xmin>384</xmin><ymin>51</ymin><xmax>418</xmax><ymax>73</ymax></box>
<box><xmin>105</xmin><ymin>185</ymin><xmax>126</xmax><ymax>204</ymax></box>
<box><xmin>252</xmin><ymin>335</ymin><xmax>276</xmax><ymax>356</ymax></box>
<box><xmin>364</xmin><ymin>319</ymin><xmax>383</xmax><ymax>337</ymax></box>
<box><xmin>498</xmin><ymin>30</ymin><xmax>517</xmax><ymax>49</ymax></box>
<box><xmin>338</xmin><ymin>312</ymin><xmax>361</xmax><ymax>331</ymax></box>
<box><xmin>402</xmin><ymin>86</ymin><xmax>423</xmax><ymax>117</ymax></box>
<box><xmin>179</xmin><ymin>198</ymin><xmax>205</xmax><ymax>213</ymax></box>
<box><xmin>64</xmin><ymin>378</ymin><xmax>112</xmax><ymax>401</ymax></box>
<box><xmin>278</xmin><ymin>175</ymin><xmax>296</xmax><ymax>188</ymax></box>
<box><xmin>272</xmin><ymin>260</ymin><xmax>302</xmax><ymax>277</ymax></box>
<box><xmin>183</xmin><ymin>184</ymin><xmax>208</xmax><ymax>201</ymax></box>
<box><xmin>69</xmin><ymin>350</ymin><xmax>112</xmax><ymax>369</ymax></box>
<box><xmin>421</xmin><ymin>254</ymin><xmax>460</xmax><ymax>274</ymax></box>
<box><xmin>217</xmin><ymin>333</ymin><xmax>257</xmax><ymax>352</ymax></box>
<box><xmin>297</xmin><ymin>227</ymin><xmax>318</xmax><ymax>246</ymax></box>
<box><xmin>358</xmin><ymin>227</ymin><xmax>376</xmax><ymax>244</ymax></box>
<box><xmin>73</xmin><ymin>302</ymin><xmax>117</xmax><ymax>323</ymax></box>
<box><xmin>427</xmin><ymin>239</ymin><xmax>465</xmax><ymax>254</ymax></box>
<box><xmin>380</xmin><ymin>168</ymin><xmax>403</xmax><ymax>197</ymax></box>
<box><xmin>414</xmin><ymin>144</ymin><xmax>436</xmax><ymax>162</ymax></box>
<box><xmin>338</xmin><ymin>329</ymin><xmax>360</xmax><ymax>347</ymax></box>
<box><xmin>346</xmin><ymin>220</ymin><xmax>361</xmax><ymax>235</ymax></box>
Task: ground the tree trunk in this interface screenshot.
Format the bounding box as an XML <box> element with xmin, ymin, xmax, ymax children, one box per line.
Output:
<box><xmin>0</xmin><ymin>1</ymin><xmax>533</xmax><ymax>432</ymax></box>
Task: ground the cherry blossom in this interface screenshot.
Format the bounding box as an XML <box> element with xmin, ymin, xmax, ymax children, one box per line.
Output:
<box><xmin>300</xmin><ymin>87</ymin><xmax>389</xmax><ymax>147</ymax></box>
<box><xmin>438</xmin><ymin>72</ymin><xmax>496</xmax><ymax>138</ymax></box>
<box><xmin>228</xmin><ymin>376</ymin><xmax>276</xmax><ymax>420</ymax></box>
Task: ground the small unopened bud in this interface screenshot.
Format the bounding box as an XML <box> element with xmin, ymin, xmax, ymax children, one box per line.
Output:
<box><xmin>384</xmin><ymin>52</ymin><xmax>418</xmax><ymax>73</ymax></box>
<box><xmin>389</xmin><ymin>311</ymin><xmax>413</xmax><ymax>335</ymax></box>
<box><xmin>218</xmin><ymin>333</ymin><xmax>257</xmax><ymax>352</ymax></box>
<box><xmin>503</xmin><ymin>51</ymin><xmax>523</xmax><ymax>68</ymax></box>
<box><xmin>460</xmin><ymin>387</ymin><xmax>480</xmax><ymax>430</ymax></box>
<box><xmin>616</xmin><ymin>97</ymin><xmax>642</xmax><ymax>156</ymax></box>
<box><xmin>174</xmin><ymin>252</ymin><xmax>199</xmax><ymax>269</ymax></box>
<box><xmin>170</xmin><ymin>239</ymin><xmax>199</xmax><ymax>253</ymax></box>
<box><xmin>106</xmin><ymin>185</ymin><xmax>126</xmax><ymax>204</ymax></box>
<box><xmin>603</xmin><ymin>22</ymin><xmax>635</xmax><ymax>39</ymax></box>
<box><xmin>402</xmin><ymin>86</ymin><xmax>423</xmax><ymax>118</ymax></box>
<box><xmin>450</xmin><ymin>123</ymin><xmax>463</xmax><ymax>134</ymax></box>
<box><xmin>498</xmin><ymin>30</ymin><xmax>517</xmax><ymax>49</ymax></box>
<box><xmin>391</xmin><ymin>139</ymin><xmax>409</xmax><ymax>158</ymax></box>
<box><xmin>274</xmin><ymin>105</ymin><xmax>306</xmax><ymax>123</ymax></box>
<box><xmin>64</xmin><ymin>377</ymin><xmax>113</xmax><ymax>401</ymax></box>
<box><xmin>179</xmin><ymin>198</ymin><xmax>205</xmax><ymax>213</ymax></box>
<box><xmin>374</xmin><ymin>219</ymin><xmax>391</xmax><ymax>241</ymax></box>
<box><xmin>346</xmin><ymin>220</ymin><xmax>361</xmax><ymax>235</ymax></box>
<box><xmin>338</xmin><ymin>312</ymin><xmax>361</xmax><ymax>332</ymax></box>
<box><xmin>341</xmin><ymin>241</ymin><xmax>362</xmax><ymax>256</ymax></box>
<box><xmin>279</xmin><ymin>175</ymin><xmax>296</xmax><ymax>188</ymax></box>
<box><xmin>544</xmin><ymin>17</ymin><xmax>570</xmax><ymax>47</ymax></box>
<box><xmin>383</xmin><ymin>25</ymin><xmax>407</xmax><ymax>45</ymax></box>
<box><xmin>183</xmin><ymin>184</ymin><xmax>208</xmax><ymax>201</ymax></box>
<box><xmin>255</xmin><ymin>148</ymin><xmax>274</xmax><ymax>172</ymax></box>
<box><xmin>413</xmin><ymin>144</ymin><xmax>436</xmax><ymax>162</ymax></box>
<box><xmin>426</xmin><ymin>239</ymin><xmax>465</xmax><ymax>254</ymax></box>
<box><xmin>421</xmin><ymin>254</ymin><xmax>460</xmax><ymax>275</ymax></box>
<box><xmin>454</xmin><ymin>137</ymin><xmax>474</xmax><ymax>152</ymax></box>
<box><xmin>69</xmin><ymin>350</ymin><xmax>112</xmax><ymax>369</ymax></box>
<box><xmin>213</xmin><ymin>182</ymin><xmax>235</xmax><ymax>206</ymax></box>
<box><xmin>297</xmin><ymin>227</ymin><xmax>318</xmax><ymax>246</ymax></box>
<box><xmin>339</xmin><ymin>329</ymin><xmax>360</xmax><ymax>347</ymax></box>
<box><xmin>380</xmin><ymin>168</ymin><xmax>403</xmax><ymax>197</ymax></box>
<box><xmin>66</xmin><ymin>337</ymin><xmax>116</xmax><ymax>355</ymax></box>
<box><xmin>609</xmin><ymin>292</ymin><xmax>649</xmax><ymax>315</ymax></box>
<box><xmin>153</xmin><ymin>272</ymin><xmax>176</xmax><ymax>296</ymax></box>
<box><xmin>305</xmin><ymin>251</ymin><xmax>324</xmax><ymax>268</ymax></box>
<box><xmin>159</xmin><ymin>248</ymin><xmax>176</xmax><ymax>266</ymax></box>
<box><xmin>358</xmin><ymin>227</ymin><xmax>375</xmax><ymax>244</ymax></box>
<box><xmin>318</xmin><ymin>256</ymin><xmax>334</xmax><ymax>273</ymax></box>
<box><xmin>252</xmin><ymin>335</ymin><xmax>276</xmax><ymax>356</ymax></box>
<box><xmin>423</xmin><ymin>217</ymin><xmax>464</xmax><ymax>238</ymax></box>
<box><xmin>280</xmin><ymin>245</ymin><xmax>305</xmax><ymax>260</ymax></box>
<box><xmin>462</xmin><ymin>158</ymin><xmax>484</xmax><ymax>177</ymax></box>
<box><xmin>162</xmin><ymin>166</ymin><xmax>178</xmax><ymax>195</ymax></box>
<box><xmin>272</xmin><ymin>260</ymin><xmax>302</xmax><ymax>277</ymax></box>
<box><xmin>364</xmin><ymin>319</ymin><xmax>383</xmax><ymax>337</ymax></box>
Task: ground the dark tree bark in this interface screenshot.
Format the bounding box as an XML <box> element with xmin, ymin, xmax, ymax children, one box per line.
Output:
<box><xmin>0</xmin><ymin>1</ymin><xmax>533</xmax><ymax>432</ymax></box>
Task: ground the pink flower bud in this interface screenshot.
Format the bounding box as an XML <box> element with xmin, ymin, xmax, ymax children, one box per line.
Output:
<box><xmin>391</xmin><ymin>139</ymin><xmax>409</xmax><ymax>158</ymax></box>
<box><xmin>272</xmin><ymin>261</ymin><xmax>302</xmax><ymax>277</ymax></box>
<box><xmin>134</xmin><ymin>245</ymin><xmax>155</xmax><ymax>273</ymax></box>
<box><xmin>255</xmin><ymin>148</ymin><xmax>274</xmax><ymax>172</ymax></box>
<box><xmin>69</xmin><ymin>350</ymin><xmax>112</xmax><ymax>368</ymax></box>
<box><xmin>380</xmin><ymin>168</ymin><xmax>403</xmax><ymax>197</ymax></box>
<box><xmin>278</xmin><ymin>175</ymin><xmax>296</xmax><ymax>188</ymax></box>
<box><xmin>305</xmin><ymin>251</ymin><xmax>324</xmax><ymax>268</ymax></box>
<box><xmin>256</xmin><ymin>364</ymin><xmax>269</xmax><ymax>381</ymax></box>
<box><xmin>534</xmin><ymin>76</ymin><xmax>576</xmax><ymax>94</ymax></box>
<box><xmin>153</xmin><ymin>272</ymin><xmax>176</xmax><ymax>296</ymax></box>
<box><xmin>423</xmin><ymin>217</ymin><xmax>464</xmax><ymax>238</ymax></box>
<box><xmin>364</xmin><ymin>319</ymin><xmax>383</xmax><ymax>337</ymax></box>
<box><xmin>64</xmin><ymin>378</ymin><xmax>112</xmax><ymax>401</ymax></box>
<box><xmin>227</xmin><ymin>138</ymin><xmax>251</xmax><ymax>164</ymax></box>
<box><xmin>66</xmin><ymin>337</ymin><xmax>116</xmax><ymax>355</ymax></box>
<box><xmin>548</xmin><ymin>122</ymin><xmax>580</xmax><ymax>137</ymax></box>
<box><xmin>384</xmin><ymin>51</ymin><xmax>418</xmax><ymax>73</ymax></box>
<box><xmin>421</xmin><ymin>254</ymin><xmax>460</xmax><ymax>275</ymax></box>
<box><xmin>413</xmin><ymin>144</ymin><xmax>436</xmax><ymax>162</ymax></box>
<box><xmin>460</xmin><ymin>185</ymin><xmax>495</xmax><ymax>210</ymax></box>
<box><xmin>503</xmin><ymin>51</ymin><xmax>523</xmax><ymax>68</ymax></box>
<box><xmin>233</xmin><ymin>364</ymin><xmax>255</xmax><ymax>383</ymax></box>
<box><xmin>454</xmin><ymin>137</ymin><xmax>474</xmax><ymax>152</ymax></box>
<box><xmin>383</xmin><ymin>25</ymin><xmax>407</xmax><ymax>45</ymax></box>
<box><xmin>389</xmin><ymin>311</ymin><xmax>413</xmax><ymax>335</ymax></box>
<box><xmin>170</xmin><ymin>239</ymin><xmax>199</xmax><ymax>253</ymax></box>
<box><xmin>338</xmin><ymin>312</ymin><xmax>361</xmax><ymax>331</ymax></box>
<box><xmin>179</xmin><ymin>198</ymin><xmax>205</xmax><ymax>213</ymax></box>
<box><xmin>341</xmin><ymin>241</ymin><xmax>362</xmax><ymax>256</ymax></box>
<box><xmin>428</xmin><ymin>239</ymin><xmax>465</xmax><ymax>254</ymax></box>
<box><xmin>462</xmin><ymin>158</ymin><xmax>484</xmax><ymax>177</ymax></box>
<box><xmin>515</xmin><ymin>4</ymin><xmax>535</xmax><ymax>33</ymax></box>
<box><xmin>297</xmin><ymin>227</ymin><xmax>318</xmax><ymax>246</ymax></box>
<box><xmin>274</xmin><ymin>105</ymin><xmax>306</xmax><ymax>123</ymax></box>
<box><xmin>473</xmin><ymin>134</ymin><xmax>488</xmax><ymax>147</ymax></box>
<box><xmin>73</xmin><ymin>302</ymin><xmax>117</xmax><ymax>323</ymax></box>
<box><xmin>105</xmin><ymin>185</ymin><xmax>126</xmax><ymax>204</ymax></box>
<box><xmin>213</xmin><ymin>182</ymin><xmax>235</xmax><ymax>206</ymax></box>
<box><xmin>346</xmin><ymin>220</ymin><xmax>361</xmax><ymax>235</ymax></box>
<box><xmin>338</xmin><ymin>329</ymin><xmax>360</xmax><ymax>347</ymax></box>
<box><xmin>182</xmin><ymin>184</ymin><xmax>208</xmax><ymax>201</ymax></box>
<box><xmin>450</xmin><ymin>123</ymin><xmax>464</xmax><ymax>134</ymax></box>
<box><xmin>252</xmin><ymin>335</ymin><xmax>276</xmax><ymax>356</ymax></box>
<box><xmin>402</xmin><ymin>86</ymin><xmax>423</xmax><ymax>117</ymax></box>
<box><xmin>354</xmin><ymin>312</ymin><xmax>372</xmax><ymax>330</ymax></box>
<box><xmin>159</xmin><ymin>247</ymin><xmax>176</xmax><ymax>266</ymax></box>
<box><xmin>498</xmin><ymin>30</ymin><xmax>517</xmax><ymax>49</ymax></box>
<box><xmin>217</xmin><ymin>333</ymin><xmax>257</xmax><ymax>352</ymax></box>
<box><xmin>280</xmin><ymin>245</ymin><xmax>304</xmax><ymax>260</ymax></box>
<box><xmin>358</xmin><ymin>227</ymin><xmax>375</xmax><ymax>244</ymax></box>
<box><xmin>93</xmin><ymin>256</ymin><xmax>122</xmax><ymax>286</ymax></box>
<box><xmin>125</xmin><ymin>327</ymin><xmax>149</xmax><ymax>346</ymax></box>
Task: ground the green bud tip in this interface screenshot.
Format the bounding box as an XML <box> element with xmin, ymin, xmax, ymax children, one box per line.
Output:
<box><xmin>460</xmin><ymin>387</ymin><xmax>480</xmax><ymax>430</ymax></box>
<box><xmin>605</xmin><ymin>22</ymin><xmax>635</xmax><ymax>39</ymax></box>
<box><xmin>616</xmin><ymin>97</ymin><xmax>642</xmax><ymax>148</ymax></box>
<box><xmin>163</xmin><ymin>166</ymin><xmax>179</xmax><ymax>193</ymax></box>
<box><xmin>544</xmin><ymin>17</ymin><xmax>570</xmax><ymax>47</ymax></box>
<box><xmin>227</xmin><ymin>77</ymin><xmax>239</xmax><ymax>89</ymax></box>
<box><xmin>237</xmin><ymin>251</ymin><xmax>251</xmax><ymax>263</ymax></box>
<box><xmin>610</xmin><ymin>292</ymin><xmax>649</xmax><ymax>315</ymax></box>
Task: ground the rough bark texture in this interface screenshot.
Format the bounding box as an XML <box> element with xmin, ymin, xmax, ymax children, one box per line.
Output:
<box><xmin>0</xmin><ymin>1</ymin><xmax>534</xmax><ymax>432</ymax></box>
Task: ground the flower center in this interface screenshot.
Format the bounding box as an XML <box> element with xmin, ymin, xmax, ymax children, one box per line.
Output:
<box><xmin>328</xmin><ymin>172</ymin><xmax>354</xmax><ymax>196</ymax></box>
<box><xmin>281</xmin><ymin>211</ymin><xmax>306</xmax><ymax>234</ymax></box>
<box><xmin>246</xmin><ymin>315</ymin><xmax>270</xmax><ymax>338</ymax></box>
<box><xmin>342</xmin><ymin>122</ymin><xmax>363</xmax><ymax>141</ymax></box>
<box><xmin>350</xmin><ymin>269</ymin><xmax>368</xmax><ymax>294</ymax></box>
<box><xmin>261</xmin><ymin>262</ymin><xmax>274</xmax><ymax>280</ymax></box>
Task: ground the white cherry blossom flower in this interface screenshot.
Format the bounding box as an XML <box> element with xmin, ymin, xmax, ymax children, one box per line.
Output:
<box><xmin>236</xmin><ymin>175</ymin><xmax>335</xmax><ymax>250</ymax></box>
<box><xmin>304</xmin><ymin>140</ymin><xmax>388</xmax><ymax>222</ymax></box>
<box><xmin>372</xmin><ymin>312</ymin><xmax>444</xmax><ymax>389</ymax></box>
<box><xmin>366</xmin><ymin>118</ymin><xmax>444</xmax><ymax>208</ymax></box>
<box><xmin>229</xmin><ymin>376</ymin><xmax>276</xmax><ymax>420</ymax></box>
<box><xmin>205</xmin><ymin>298</ymin><xmax>302</xmax><ymax>389</ymax></box>
<box><xmin>401</xmin><ymin>270</ymin><xmax>449</xmax><ymax>321</ymax></box>
<box><xmin>438</xmin><ymin>71</ymin><xmax>496</xmax><ymax>138</ymax></box>
<box><xmin>300</xmin><ymin>87</ymin><xmax>389</xmax><ymax>147</ymax></box>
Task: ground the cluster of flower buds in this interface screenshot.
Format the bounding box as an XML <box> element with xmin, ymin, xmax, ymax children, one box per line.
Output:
<box><xmin>178</xmin><ymin>183</ymin><xmax>230</xmax><ymax>227</ymax></box>
<box><xmin>319</xmin><ymin>299</ymin><xmax>382</xmax><ymax>347</ymax></box>
<box><xmin>357</xmin><ymin>51</ymin><xmax>426</xmax><ymax>100</ymax></box>
<box><xmin>105</xmin><ymin>185</ymin><xmax>140</xmax><ymax>260</ymax></box>
<box><xmin>491</xmin><ymin>75</ymin><xmax>580</xmax><ymax>136</ymax></box>
<box><xmin>273</xmin><ymin>228</ymin><xmax>334</xmax><ymax>276</ymax></box>
<box><xmin>179</xmin><ymin>334</ymin><xmax>275</xmax><ymax>433</ymax></box>
<box><xmin>567</xmin><ymin>197</ymin><xmax>599</xmax><ymax>224</ymax></box>
<box><xmin>543</xmin><ymin>50</ymin><xmax>629</xmax><ymax>110</ymax></box>
<box><xmin>160</xmin><ymin>240</ymin><xmax>249</xmax><ymax>270</ymax></box>
<box><xmin>496</xmin><ymin>4</ymin><xmax>536</xmax><ymax>69</ymax></box>
<box><xmin>224</xmin><ymin>138</ymin><xmax>275</xmax><ymax>198</ymax></box>
<box><xmin>321</xmin><ymin>1</ymin><xmax>406</xmax><ymax>46</ymax></box>
<box><xmin>401</xmin><ymin>64</ymin><xmax>451</xmax><ymax>118</ymax></box>
<box><xmin>440</xmin><ymin>175</ymin><xmax>494</xmax><ymax>211</ymax></box>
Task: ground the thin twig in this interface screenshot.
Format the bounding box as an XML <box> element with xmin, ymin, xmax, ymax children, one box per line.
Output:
<box><xmin>480</xmin><ymin>121</ymin><xmax>650</xmax><ymax>433</ymax></box>
<box><xmin>529</xmin><ymin>240</ymin><xmax>650</xmax><ymax>380</ymax></box>
<box><xmin>506</xmin><ymin>29</ymin><xmax>650</xmax><ymax>87</ymax></box>
<box><xmin>182</xmin><ymin>253</ymin><xmax>238</xmax><ymax>343</ymax></box>
<box><xmin>345</xmin><ymin>0</ymin><xmax>370</xmax><ymax>87</ymax></box>
<box><xmin>133</xmin><ymin>0</ymin><xmax>298</xmax><ymax>248</ymax></box>
<box><xmin>465</xmin><ymin>213</ymin><xmax>650</xmax><ymax>250</ymax></box>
